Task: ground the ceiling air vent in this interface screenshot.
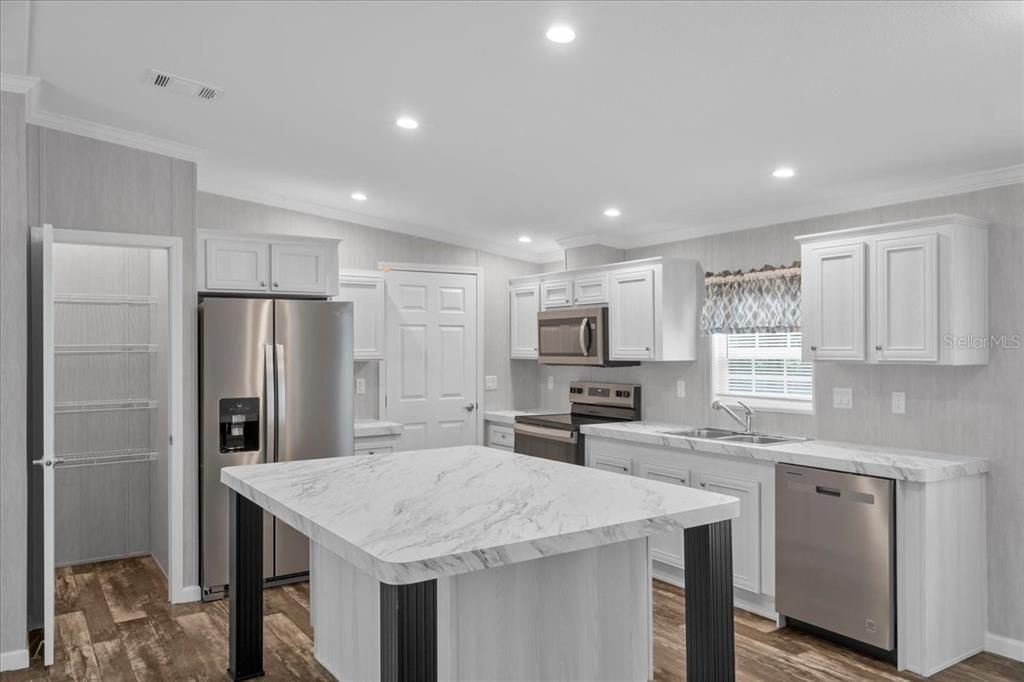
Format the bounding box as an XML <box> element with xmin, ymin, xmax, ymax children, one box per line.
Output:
<box><xmin>148</xmin><ymin>69</ymin><xmax>223</xmax><ymax>102</ymax></box>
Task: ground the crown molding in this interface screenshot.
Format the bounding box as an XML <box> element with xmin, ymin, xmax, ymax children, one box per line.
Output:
<box><xmin>555</xmin><ymin>233</ymin><xmax>614</xmax><ymax>250</ymax></box>
<box><xmin>0</xmin><ymin>73</ymin><xmax>39</xmax><ymax>94</ymax></box>
<box><xmin>607</xmin><ymin>163</ymin><xmax>1024</xmax><ymax>250</ymax></box>
<box><xmin>197</xmin><ymin>179</ymin><xmax>554</xmax><ymax>264</ymax></box>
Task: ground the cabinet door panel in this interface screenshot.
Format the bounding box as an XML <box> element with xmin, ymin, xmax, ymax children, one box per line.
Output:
<box><xmin>573</xmin><ymin>273</ymin><xmax>609</xmax><ymax>305</ymax></box>
<box><xmin>875</xmin><ymin>233</ymin><xmax>938</xmax><ymax>362</ymax></box>
<box><xmin>696</xmin><ymin>472</ymin><xmax>761</xmax><ymax>592</ymax></box>
<box><xmin>609</xmin><ymin>268</ymin><xmax>656</xmax><ymax>360</ymax></box>
<box><xmin>803</xmin><ymin>243</ymin><xmax>866</xmax><ymax>360</ymax></box>
<box><xmin>271</xmin><ymin>243</ymin><xmax>331</xmax><ymax>294</ymax></box>
<box><xmin>510</xmin><ymin>284</ymin><xmax>540</xmax><ymax>358</ymax></box>
<box><xmin>638</xmin><ymin>463</ymin><xmax>690</xmax><ymax>568</ymax></box>
<box><xmin>337</xmin><ymin>276</ymin><xmax>386</xmax><ymax>360</ymax></box>
<box><xmin>541</xmin><ymin>280</ymin><xmax>573</xmax><ymax>309</ymax></box>
<box><xmin>205</xmin><ymin>239</ymin><xmax>269</xmax><ymax>291</ymax></box>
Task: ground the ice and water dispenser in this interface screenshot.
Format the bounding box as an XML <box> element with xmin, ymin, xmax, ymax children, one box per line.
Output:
<box><xmin>219</xmin><ymin>397</ymin><xmax>260</xmax><ymax>453</ymax></box>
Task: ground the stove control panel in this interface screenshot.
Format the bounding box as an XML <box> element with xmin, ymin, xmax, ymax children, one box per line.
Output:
<box><xmin>568</xmin><ymin>381</ymin><xmax>641</xmax><ymax>409</ymax></box>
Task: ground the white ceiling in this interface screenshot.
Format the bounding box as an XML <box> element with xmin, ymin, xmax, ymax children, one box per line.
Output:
<box><xmin>14</xmin><ymin>1</ymin><xmax>1024</xmax><ymax>261</ymax></box>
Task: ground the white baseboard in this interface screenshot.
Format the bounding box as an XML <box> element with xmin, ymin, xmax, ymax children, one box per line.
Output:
<box><xmin>0</xmin><ymin>648</ymin><xmax>30</xmax><ymax>672</ymax></box>
<box><xmin>986</xmin><ymin>631</ymin><xmax>1024</xmax><ymax>662</ymax></box>
<box><xmin>172</xmin><ymin>584</ymin><xmax>203</xmax><ymax>604</ymax></box>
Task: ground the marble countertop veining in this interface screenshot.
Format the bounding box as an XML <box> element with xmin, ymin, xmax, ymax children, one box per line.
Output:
<box><xmin>221</xmin><ymin>445</ymin><xmax>738</xmax><ymax>585</ymax></box>
<box><xmin>483</xmin><ymin>409</ymin><xmax>557</xmax><ymax>425</ymax></box>
<box><xmin>353</xmin><ymin>419</ymin><xmax>403</xmax><ymax>438</ymax></box>
<box><xmin>579</xmin><ymin>422</ymin><xmax>989</xmax><ymax>483</ymax></box>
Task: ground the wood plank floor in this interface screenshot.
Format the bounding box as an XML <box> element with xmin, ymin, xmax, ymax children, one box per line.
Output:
<box><xmin>3</xmin><ymin>557</ymin><xmax>1021</xmax><ymax>681</ymax></box>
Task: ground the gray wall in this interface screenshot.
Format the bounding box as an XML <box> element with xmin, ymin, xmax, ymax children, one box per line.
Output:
<box><xmin>23</xmin><ymin>125</ymin><xmax>198</xmax><ymax>629</ymax></box>
<box><xmin>197</xmin><ymin>192</ymin><xmax>543</xmax><ymax>418</ymax></box>
<box><xmin>564</xmin><ymin>244</ymin><xmax>625</xmax><ymax>270</ymax></box>
<box><xmin>537</xmin><ymin>183</ymin><xmax>1024</xmax><ymax>641</ymax></box>
<box><xmin>1</xmin><ymin>91</ymin><xmax>29</xmax><ymax>659</ymax></box>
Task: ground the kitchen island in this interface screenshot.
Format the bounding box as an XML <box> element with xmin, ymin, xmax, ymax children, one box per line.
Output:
<box><xmin>221</xmin><ymin>445</ymin><xmax>740</xmax><ymax>681</ymax></box>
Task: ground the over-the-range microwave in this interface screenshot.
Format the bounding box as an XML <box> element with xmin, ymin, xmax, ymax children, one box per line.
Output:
<box><xmin>537</xmin><ymin>306</ymin><xmax>639</xmax><ymax>367</ymax></box>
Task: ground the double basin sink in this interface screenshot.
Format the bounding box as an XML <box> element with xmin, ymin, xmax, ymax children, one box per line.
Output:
<box><xmin>659</xmin><ymin>427</ymin><xmax>809</xmax><ymax>446</ymax></box>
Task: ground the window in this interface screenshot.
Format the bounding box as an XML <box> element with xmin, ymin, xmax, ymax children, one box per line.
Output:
<box><xmin>710</xmin><ymin>332</ymin><xmax>814</xmax><ymax>414</ymax></box>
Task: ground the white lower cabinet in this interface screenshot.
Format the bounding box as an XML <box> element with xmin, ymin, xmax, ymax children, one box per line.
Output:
<box><xmin>485</xmin><ymin>422</ymin><xmax>514</xmax><ymax>451</ymax></box>
<box><xmin>637</xmin><ymin>462</ymin><xmax>690</xmax><ymax>567</ymax></box>
<box><xmin>587</xmin><ymin>437</ymin><xmax>774</xmax><ymax>616</ymax></box>
<box><xmin>694</xmin><ymin>471</ymin><xmax>761</xmax><ymax>593</ymax></box>
<box><xmin>353</xmin><ymin>436</ymin><xmax>400</xmax><ymax>456</ymax></box>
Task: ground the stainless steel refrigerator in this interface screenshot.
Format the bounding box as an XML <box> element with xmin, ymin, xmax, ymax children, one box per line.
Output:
<box><xmin>199</xmin><ymin>297</ymin><xmax>353</xmax><ymax>600</ymax></box>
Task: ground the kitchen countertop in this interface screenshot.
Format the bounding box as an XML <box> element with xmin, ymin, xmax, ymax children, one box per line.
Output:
<box><xmin>580</xmin><ymin>421</ymin><xmax>989</xmax><ymax>483</ymax></box>
<box><xmin>221</xmin><ymin>445</ymin><xmax>738</xmax><ymax>584</ymax></box>
<box><xmin>353</xmin><ymin>419</ymin><xmax>402</xmax><ymax>438</ymax></box>
<box><xmin>483</xmin><ymin>409</ymin><xmax>557</xmax><ymax>425</ymax></box>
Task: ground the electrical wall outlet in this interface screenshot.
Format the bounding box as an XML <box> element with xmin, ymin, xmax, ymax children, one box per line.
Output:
<box><xmin>355</xmin><ymin>378</ymin><xmax>366</xmax><ymax>395</ymax></box>
<box><xmin>833</xmin><ymin>387</ymin><xmax>853</xmax><ymax>409</ymax></box>
<box><xmin>676</xmin><ymin>380</ymin><xmax>686</xmax><ymax>398</ymax></box>
<box><xmin>892</xmin><ymin>391</ymin><xmax>906</xmax><ymax>414</ymax></box>
<box><xmin>547</xmin><ymin>376</ymin><xmax>554</xmax><ymax>390</ymax></box>
<box><xmin>485</xmin><ymin>375</ymin><xmax>498</xmax><ymax>391</ymax></box>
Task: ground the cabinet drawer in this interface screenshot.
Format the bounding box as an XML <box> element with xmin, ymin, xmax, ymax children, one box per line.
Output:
<box><xmin>354</xmin><ymin>445</ymin><xmax>394</xmax><ymax>456</ymax></box>
<box><xmin>487</xmin><ymin>423</ymin><xmax>514</xmax><ymax>449</ymax></box>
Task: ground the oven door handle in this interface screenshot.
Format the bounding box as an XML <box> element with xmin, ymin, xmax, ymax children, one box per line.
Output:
<box><xmin>513</xmin><ymin>423</ymin><xmax>578</xmax><ymax>445</ymax></box>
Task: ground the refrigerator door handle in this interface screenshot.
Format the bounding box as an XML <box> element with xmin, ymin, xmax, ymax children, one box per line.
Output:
<box><xmin>265</xmin><ymin>344</ymin><xmax>276</xmax><ymax>464</ymax></box>
<box><xmin>275</xmin><ymin>343</ymin><xmax>286</xmax><ymax>455</ymax></box>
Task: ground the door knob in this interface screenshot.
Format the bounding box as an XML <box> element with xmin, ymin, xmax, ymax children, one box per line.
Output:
<box><xmin>463</xmin><ymin>403</ymin><xmax>476</xmax><ymax>412</ymax></box>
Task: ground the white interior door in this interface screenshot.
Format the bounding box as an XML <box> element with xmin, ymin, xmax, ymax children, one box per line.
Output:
<box><xmin>385</xmin><ymin>270</ymin><xmax>478</xmax><ymax>450</ymax></box>
<box><xmin>30</xmin><ymin>225</ymin><xmax>56</xmax><ymax>666</ymax></box>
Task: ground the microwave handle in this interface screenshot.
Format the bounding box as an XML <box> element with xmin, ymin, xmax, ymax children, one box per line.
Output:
<box><xmin>579</xmin><ymin>318</ymin><xmax>591</xmax><ymax>355</ymax></box>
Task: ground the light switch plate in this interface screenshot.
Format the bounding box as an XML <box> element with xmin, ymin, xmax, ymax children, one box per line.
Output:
<box><xmin>676</xmin><ymin>380</ymin><xmax>686</xmax><ymax>398</ymax></box>
<box><xmin>833</xmin><ymin>387</ymin><xmax>853</xmax><ymax>409</ymax></box>
<box><xmin>547</xmin><ymin>376</ymin><xmax>554</xmax><ymax>390</ymax></box>
<box><xmin>892</xmin><ymin>391</ymin><xmax>906</xmax><ymax>414</ymax></box>
<box><xmin>355</xmin><ymin>378</ymin><xmax>366</xmax><ymax>395</ymax></box>
<box><xmin>485</xmin><ymin>375</ymin><xmax>498</xmax><ymax>391</ymax></box>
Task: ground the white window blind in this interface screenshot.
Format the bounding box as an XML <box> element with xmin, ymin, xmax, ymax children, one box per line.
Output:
<box><xmin>711</xmin><ymin>332</ymin><xmax>813</xmax><ymax>413</ymax></box>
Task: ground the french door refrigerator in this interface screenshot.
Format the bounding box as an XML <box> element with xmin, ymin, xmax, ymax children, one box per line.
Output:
<box><xmin>199</xmin><ymin>297</ymin><xmax>353</xmax><ymax>600</ymax></box>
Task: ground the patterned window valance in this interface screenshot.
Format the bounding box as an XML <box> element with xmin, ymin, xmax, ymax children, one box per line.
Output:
<box><xmin>701</xmin><ymin>263</ymin><xmax>801</xmax><ymax>335</ymax></box>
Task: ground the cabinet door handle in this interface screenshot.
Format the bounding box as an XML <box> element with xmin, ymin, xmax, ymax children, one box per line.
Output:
<box><xmin>273</xmin><ymin>281</ymin><xmax>280</xmax><ymax>288</ymax></box>
<box><xmin>875</xmin><ymin>345</ymin><xmax>883</xmax><ymax>351</ymax></box>
<box><xmin>700</xmin><ymin>481</ymin><xmax>707</xmax><ymax>488</ymax></box>
<box><xmin>260</xmin><ymin>281</ymin><xmax>267</xmax><ymax>287</ymax></box>
<box><xmin>810</xmin><ymin>345</ymin><xmax>817</xmax><ymax>351</ymax></box>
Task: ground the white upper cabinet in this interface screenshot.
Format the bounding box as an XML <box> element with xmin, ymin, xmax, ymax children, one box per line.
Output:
<box><xmin>198</xmin><ymin>231</ymin><xmax>339</xmax><ymax>296</ymax></box>
<box><xmin>204</xmin><ymin>239</ymin><xmax>270</xmax><ymax>291</ymax></box>
<box><xmin>609</xmin><ymin>268</ymin><xmax>657</xmax><ymax>360</ymax></box>
<box><xmin>572</xmin><ymin>273</ymin><xmax>609</xmax><ymax>305</ymax></box>
<box><xmin>509</xmin><ymin>283</ymin><xmax>540</xmax><ymax>358</ymax></box>
<box><xmin>336</xmin><ymin>272</ymin><xmax>386</xmax><ymax>360</ymax></box>
<box><xmin>507</xmin><ymin>257</ymin><xmax>703</xmax><ymax>362</ymax></box>
<box><xmin>270</xmin><ymin>242</ymin><xmax>332</xmax><ymax>295</ymax></box>
<box><xmin>802</xmin><ymin>242</ymin><xmax>866</xmax><ymax>361</ymax></box>
<box><xmin>540</xmin><ymin>279</ymin><xmax>573</xmax><ymax>309</ymax></box>
<box><xmin>797</xmin><ymin>215</ymin><xmax>989</xmax><ymax>365</ymax></box>
<box><xmin>875</xmin><ymin>233</ymin><xmax>937</xmax><ymax>362</ymax></box>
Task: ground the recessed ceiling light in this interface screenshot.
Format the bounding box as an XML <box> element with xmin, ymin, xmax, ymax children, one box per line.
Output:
<box><xmin>603</xmin><ymin>207</ymin><xmax>621</xmax><ymax>217</ymax></box>
<box><xmin>351</xmin><ymin>192</ymin><xmax>367</xmax><ymax>201</ymax></box>
<box><xmin>546</xmin><ymin>24</ymin><xmax>576</xmax><ymax>43</ymax></box>
<box><xmin>518</xmin><ymin>235</ymin><xmax>533</xmax><ymax>243</ymax></box>
<box><xmin>772</xmin><ymin>167</ymin><xmax>796</xmax><ymax>178</ymax></box>
<box><xmin>396</xmin><ymin>116</ymin><xmax>419</xmax><ymax>130</ymax></box>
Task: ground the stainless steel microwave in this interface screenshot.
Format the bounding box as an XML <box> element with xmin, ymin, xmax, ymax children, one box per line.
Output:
<box><xmin>537</xmin><ymin>306</ymin><xmax>639</xmax><ymax>367</ymax></box>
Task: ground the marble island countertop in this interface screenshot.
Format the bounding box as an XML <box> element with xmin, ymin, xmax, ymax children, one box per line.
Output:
<box><xmin>222</xmin><ymin>445</ymin><xmax>738</xmax><ymax>584</ymax></box>
<box><xmin>580</xmin><ymin>421</ymin><xmax>989</xmax><ymax>483</ymax></box>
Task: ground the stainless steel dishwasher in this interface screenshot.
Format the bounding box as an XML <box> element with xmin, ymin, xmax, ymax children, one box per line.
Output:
<box><xmin>776</xmin><ymin>464</ymin><xmax>896</xmax><ymax>655</ymax></box>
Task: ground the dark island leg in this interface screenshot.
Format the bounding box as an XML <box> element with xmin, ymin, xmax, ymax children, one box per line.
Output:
<box><xmin>380</xmin><ymin>580</ymin><xmax>438</xmax><ymax>682</ymax></box>
<box><xmin>229</xmin><ymin>491</ymin><xmax>265</xmax><ymax>680</ymax></box>
<box><xmin>683</xmin><ymin>520</ymin><xmax>736</xmax><ymax>681</ymax></box>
